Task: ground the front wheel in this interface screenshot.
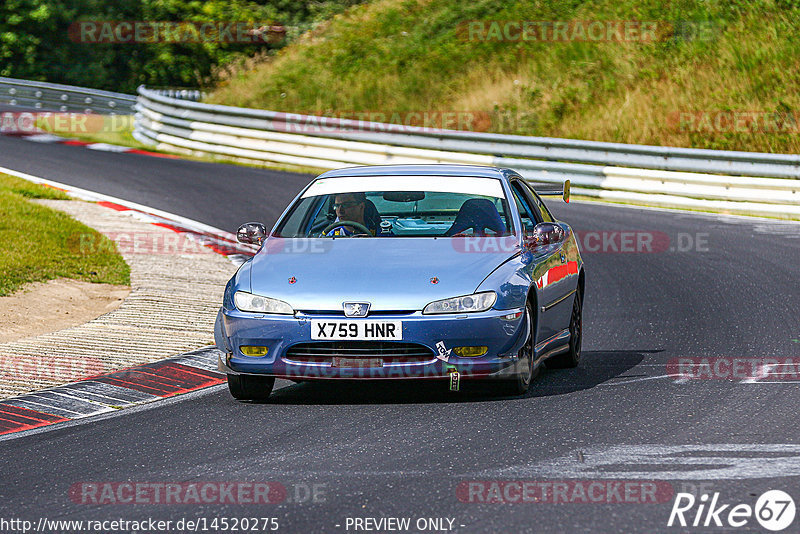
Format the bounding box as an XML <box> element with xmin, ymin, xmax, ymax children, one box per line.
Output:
<box><xmin>497</xmin><ymin>302</ymin><xmax>535</xmax><ymax>396</ymax></box>
<box><xmin>227</xmin><ymin>374</ymin><xmax>275</xmax><ymax>401</ymax></box>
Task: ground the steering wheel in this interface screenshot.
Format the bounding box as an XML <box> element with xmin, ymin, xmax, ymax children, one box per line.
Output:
<box><xmin>321</xmin><ymin>220</ymin><xmax>371</xmax><ymax>236</ymax></box>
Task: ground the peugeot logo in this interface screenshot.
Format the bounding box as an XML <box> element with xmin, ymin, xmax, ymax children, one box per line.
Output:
<box><xmin>343</xmin><ymin>302</ymin><xmax>370</xmax><ymax>317</ymax></box>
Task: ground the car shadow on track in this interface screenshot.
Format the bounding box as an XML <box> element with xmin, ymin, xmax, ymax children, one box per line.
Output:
<box><xmin>530</xmin><ymin>349</ymin><xmax>661</xmax><ymax>397</ymax></box>
<box><xmin>255</xmin><ymin>350</ymin><xmax>658</xmax><ymax>405</ymax></box>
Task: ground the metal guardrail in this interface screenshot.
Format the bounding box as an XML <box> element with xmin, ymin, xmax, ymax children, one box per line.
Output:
<box><xmin>135</xmin><ymin>87</ymin><xmax>800</xmax><ymax>179</ymax></box>
<box><xmin>134</xmin><ymin>85</ymin><xmax>800</xmax><ymax>217</ymax></box>
<box><xmin>2</xmin><ymin>76</ymin><xmax>794</xmax><ymax>216</ymax></box>
<box><xmin>143</xmin><ymin>88</ymin><xmax>205</xmax><ymax>102</ymax></box>
<box><xmin>0</xmin><ymin>77</ymin><xmax>136</xmax><ymax>114</ymax></box>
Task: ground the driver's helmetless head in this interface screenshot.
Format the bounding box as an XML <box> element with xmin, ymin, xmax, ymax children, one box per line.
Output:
<box><xmin>333</xmin><ymin>193</ymin><xmax>366</xmax><ymax>224</ymax></box>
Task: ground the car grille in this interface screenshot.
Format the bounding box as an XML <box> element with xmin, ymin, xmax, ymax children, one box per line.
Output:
<box><xmin>284</xmin><ymin>342</ymin><xmax>436</xmax><ymax>364</ymax></box>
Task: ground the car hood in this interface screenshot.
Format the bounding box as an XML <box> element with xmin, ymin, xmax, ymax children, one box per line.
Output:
<box><xmin>248</xmin><ymin>237</ymin><xmax>519</xmax><ymax>311</ymax></box>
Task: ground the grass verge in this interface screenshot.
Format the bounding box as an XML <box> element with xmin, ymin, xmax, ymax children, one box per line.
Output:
<box><xmin>0</xmin><ymin>174</ymin><xmax>130</xmax><ymax>297</ymax></box>
<box><xmin>40</xmin><ymin>115</ymin><xmax>151</xmax><ymax>150</ymax></box>
<box><xmin>65</xmin><ymin>127</ymin><xmax>151</xmax><ymax>150</ymax></box>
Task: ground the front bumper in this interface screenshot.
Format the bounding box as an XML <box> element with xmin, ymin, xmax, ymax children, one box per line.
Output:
<box><xmin>216</xmin><ymin>307</ymin><xmax>528</xmax><ymax>380</ymax></box>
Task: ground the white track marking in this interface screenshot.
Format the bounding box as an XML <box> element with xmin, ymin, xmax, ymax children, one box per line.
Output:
<box><xmin>85</xmin><ymin>143</ymin><xmax>133</xmax><ymax>152</ymax></box>
<box><xmin>21</xmin><ymin>134</ymin><xmax>63</xmax><ymax>143</ymax></box>
<box><xmin>741</xmin><ymin>363</ymin><xmax>779</xmax><ymax>383</ymax></box>
<box><xmin>598</xmin><ymin>374</ymin><xmax>674</xmax><ymax>386</ymax></box>
<box><xmin>741</xmin><ymin>363</ymin><xmax>800</xmax><ymax>383</ymax></box>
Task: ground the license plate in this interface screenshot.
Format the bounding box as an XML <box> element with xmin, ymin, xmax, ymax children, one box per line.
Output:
<box><xmin>311</xmin><ymin>320</ymin><xmax>402</xmax><ymax>340</ymax></box>
<box><xmin>332</xmin><ymin>357</ymin><xmax>383</xmax><ymax>368</ymax></box>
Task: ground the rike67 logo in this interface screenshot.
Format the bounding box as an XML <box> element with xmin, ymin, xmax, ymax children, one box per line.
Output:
<box><xmin>668</xmin><ymin>489</ymin><xmax>796</xmax><ymax>531</ymax></box>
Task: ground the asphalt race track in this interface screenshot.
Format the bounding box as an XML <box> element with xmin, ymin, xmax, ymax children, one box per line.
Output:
<box><xmin>0</xmin><ymin>134</ymin><xmax>313</xmax><ymax>231</ymax></box>
<box><xmin>2</xmin><ymin>134</ymin><xmax>800</xmax><ymax>533</ymax></box>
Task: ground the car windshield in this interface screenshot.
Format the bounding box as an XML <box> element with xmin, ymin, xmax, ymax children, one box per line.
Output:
<box><xmin>273</xmin><ymin>175</ymin><xmax>514</xmax><ymax>238</ymax></box>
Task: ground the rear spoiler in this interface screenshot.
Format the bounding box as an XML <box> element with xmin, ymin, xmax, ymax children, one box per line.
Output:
<box><xmin>532</xmin><ymin>179</ymin><xmax>570</xmax><ymax>203</ymax></box>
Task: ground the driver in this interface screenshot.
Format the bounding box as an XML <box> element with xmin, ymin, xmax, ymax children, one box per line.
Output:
<box><xmin>326</xmin><ymin>192</ymin><xmax>375</xmax><ymax>236</ymax></box>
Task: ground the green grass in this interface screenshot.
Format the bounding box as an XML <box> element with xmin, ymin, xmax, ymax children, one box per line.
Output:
<box><xmin>208</xmin><ymin>0</ymin><xmax>800</xmax><ymax>154</ymax></box>
<box><xmin>40</xmin><ymin>115</ymin><xmax>152</xmax><ymax>150</ymax></box>
<box><xmin>66</xmin><ymin>127</ymin><xmax>150</xmax><ymax>151</ymax></box>
<box><xmin>0</xmin><ymin>174</ymin><xmax>130</xmax><ymax>296</ymax></box>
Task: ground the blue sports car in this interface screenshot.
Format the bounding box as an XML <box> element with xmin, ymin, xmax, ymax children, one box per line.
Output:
<box><xmin>215</xmin><ymin>164</ymin><xmax>584</xmax><ymax>400</ymax></box>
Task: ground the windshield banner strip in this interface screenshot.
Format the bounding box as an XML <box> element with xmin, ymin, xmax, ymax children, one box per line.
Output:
<box><xmin>301</xmin><ymin>175</ymin><xmax>505</xmax><ymax>199</ymax></box>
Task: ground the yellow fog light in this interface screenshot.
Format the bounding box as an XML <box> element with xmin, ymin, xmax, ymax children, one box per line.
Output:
<box><xmin>240</xmin><ymin>346</ymin><xmax>269</xmax><ymax>357</ymax></box>
<box><xmin>453</xmin><ymin>346</ymin><xmax>488</xmax><ymax>358</ymax></box>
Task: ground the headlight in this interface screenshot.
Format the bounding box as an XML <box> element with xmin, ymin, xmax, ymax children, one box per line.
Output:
<box><xmin>233</xmin><ymin>291</ymin><xmax>294</xmax><ymax>314</ymax></box>
<box><xmin>423</xmin><ymin>291</ymin><xmax>497</xmax><ymax>314</ymax></box>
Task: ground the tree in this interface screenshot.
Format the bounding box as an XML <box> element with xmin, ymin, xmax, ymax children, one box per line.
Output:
<box><xmin>0</xmin><ymin>0</ymin><xmax>364</xmax><ymax>92</ymax></box>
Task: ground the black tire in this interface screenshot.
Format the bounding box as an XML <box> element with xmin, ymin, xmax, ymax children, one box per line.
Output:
<box><xmin>546</xmin><ymin>291</ymin><xmax>582</xmax><ymax>369</ymax></box>
<box><xmin>227</xmin><ymin>374</ymin><xmax>275</xmax><ymax>401</ymax></box>
<box><xmin>497</xmin><ymin>302</ymin><xmax>535</xmax><ymax>396</ymax></box>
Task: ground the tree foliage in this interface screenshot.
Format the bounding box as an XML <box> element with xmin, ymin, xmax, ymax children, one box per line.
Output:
<box><xmin>0</xmin><ymin>0</ymin><xmax>363</xmax><ymax>92</ymax></box>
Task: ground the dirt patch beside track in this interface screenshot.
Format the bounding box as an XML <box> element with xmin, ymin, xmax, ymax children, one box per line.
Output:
<box><xmin>0</xmin><ymin>278</ymin><xmax>130</xmax><ymax>343</ymax></box>
<box><xmin>0</xmin><ymin>199</ymin><xmax>237</xmax><ymax>399</ymax></box>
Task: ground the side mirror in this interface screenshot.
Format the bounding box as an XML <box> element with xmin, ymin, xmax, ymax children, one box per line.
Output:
<box><xmin>237</xmin><ymin>222</ymin><xmax>267</xmax><ymax>245</ymax></box>
<box><xmin>524</xmin><ymin>222</ymin><xmax>565</xmax><ymax>249</ymax></box>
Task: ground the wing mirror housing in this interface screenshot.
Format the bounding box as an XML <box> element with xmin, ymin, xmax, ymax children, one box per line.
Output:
<box><xmin>523</xmin><ymin>222</ymin><xmax>565</xmax><ymax>249</ymax></box>
<box><xmin>237</xmin><ymin>222</ymin><xmax>267</xmax><ymax>245</ymax></box>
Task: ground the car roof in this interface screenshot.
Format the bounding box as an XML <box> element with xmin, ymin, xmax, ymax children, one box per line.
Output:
<box><xmin>316</xmin><ymin>164</ymin><xmax>514</xmax><ymax>180</ymax></box>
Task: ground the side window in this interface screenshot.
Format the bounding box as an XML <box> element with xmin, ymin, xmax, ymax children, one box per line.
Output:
<box><xmin>276</xmin><ymin>197</ymin><xmax>319</xmax><ymax>236</ymax></box>
<box><xmin>308</xmin><ymin>196</ymin><xmax>335</xmax><ymax>233</ymax></box>
<box><xmin>283</xmin><ymin>196</ymin><xmax>330</xmax><ymax>236</ymax></box>
<box><xmin>510</xmin><ymin>183</ymin><xmax>538</xmax><ymax>234</ymax></box>
<box><xmin>520</xmin><ymin>181</ymin><xmax>554</xmax><ymax>222</ymax></box>
<box><xmin>534</xmin><ymin>193</ymin><xmax>554</xmax><ymax>222</ymax></box>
